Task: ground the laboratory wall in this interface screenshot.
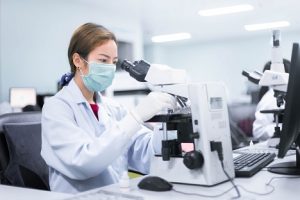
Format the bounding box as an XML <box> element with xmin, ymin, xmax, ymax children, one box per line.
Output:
<box><xmin>144</xmin><ymin>31</ymin><xmax>300</xmax><ymax>102</ymax></box>
<box><xmin>0</xmin><ymin>0</ymin><xmax>143</xmax><ymax>102</ymax></box>
<box><xmin>1</xmin><ymin>0</ymin><xmax>300</xmax><ymax>104</ymax></box>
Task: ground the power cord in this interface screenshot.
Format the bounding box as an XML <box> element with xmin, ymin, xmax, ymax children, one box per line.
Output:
<box><xmin>172</xmin><ymin>141</ymin><xmax>300</xmax><ymax>198</ymax></box>
<box><xmin>172</xmin><ymin>186</ymin><xmax>236</xmax><ymax>198</ymax></box>
<box><xmin>173</xmin><ymin>175</ymin><xmax>300</xmax><ymax>198</ymax></box>
<box><xmin>237</xmin><ymin>176</ymin><xmax>300</xmax><ymax>196</ymax></box>
<box><xmin>210</xmin><ymin>141</ymin><xmax>241</xmax><ymax>199</ymax></box>
<box><xmin>172</xmin><ymin>141</ymin><xmax>241</xmax><ymax>199</ymax></box>
<box><xmin>220</xmin><ymin>162</ymin><xmax>241</xmax><ymax>199</ymax></box>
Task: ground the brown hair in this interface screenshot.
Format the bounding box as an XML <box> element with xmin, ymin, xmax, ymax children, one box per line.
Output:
<box><xmin>68</xmin><ymin>23</ymin><xmax>117</xmax><ymax>73</ymax></box>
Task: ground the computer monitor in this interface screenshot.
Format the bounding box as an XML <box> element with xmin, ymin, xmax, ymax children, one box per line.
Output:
<box><xmin>9</xmin><ymin>87</ymin><xmax>37</xmax><ymax>108</ymax></box>
<box><xmin>268</xmin><ymin>43</ymin><xmax>300</xmax><ymax>175</ymax></box>
<box><xmin>36</xmin><ymin>93</ymin><xmax>54</xmax><ymax>108</ymax></box>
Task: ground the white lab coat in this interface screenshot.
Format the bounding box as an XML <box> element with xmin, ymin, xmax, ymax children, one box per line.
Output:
<box><xmin>41</xmin><ymin>79</ymin><xmax>162</xmax><ymax>194</ymax></box>
<box><xmin>252</xmin><ymin>89</ymin><xmax>284</xmax><ymax>141</ymax></box>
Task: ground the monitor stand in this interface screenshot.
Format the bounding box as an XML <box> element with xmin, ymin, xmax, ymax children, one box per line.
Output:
<box><xmin>268</xmin><ymin>148</ymin><xmax>300</xmax><ymax>175</ymax></box>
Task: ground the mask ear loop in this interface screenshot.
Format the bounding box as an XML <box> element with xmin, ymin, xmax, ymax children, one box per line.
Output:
<box><xmin>78</xmin><ymin>57</ymin><xmax>89</xmax><ymax>77</ymax></box>
<box><xmin>81</xmin><ymin>57</ymin><xmax>89</xmax><ymax>64</ymax></box>
<box><xmin>77</xmin><ymin>67</ymin><xmax>85</xmax><ymax>77</ymax></box>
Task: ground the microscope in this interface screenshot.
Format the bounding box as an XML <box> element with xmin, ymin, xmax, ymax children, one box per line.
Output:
<box><xmin>242</xmin><ymin>30</ymin><xmax>289</xmax><ymax>146</ymax></box>
<box><xmin>118</xmin><ymin>60</ymin><xmax>234</xmax><ymax>186</ymax></box>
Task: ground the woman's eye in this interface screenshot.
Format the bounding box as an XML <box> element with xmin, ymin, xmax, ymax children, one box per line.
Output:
<box><xmin>99</xmin><ymin>59</ymin><xmax>107</xmax><ymax>63</ymax></box>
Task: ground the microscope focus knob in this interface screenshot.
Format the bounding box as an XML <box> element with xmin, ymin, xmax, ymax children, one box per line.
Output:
<box><xmin>183</xmin><ymin>151</ymin><xmax>204</xmax><ymax>169</ymax></box>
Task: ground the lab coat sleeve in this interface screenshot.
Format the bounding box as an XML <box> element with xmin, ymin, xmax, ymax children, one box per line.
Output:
<box><xmin>127</xmin><ymin>124</ymin><xmax>163</xmax><ymax>174</ymax></box>
<box><xmin>252</xmin><ymin>90</ymin><xmax>277</xmax><ymax>141</ymax></box>
<box><xmin>41</xmin><ymin>98</ymin><xmax>141</xmax><ymax>180</ymax></box>
<box><xmin>253</xmin><ymin>111</ymin><xmax>276</xmax><ymax>141</ymax></box>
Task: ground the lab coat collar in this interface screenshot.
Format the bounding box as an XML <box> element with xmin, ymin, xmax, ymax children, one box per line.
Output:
<box><xmin>67</xmin><ymin>79</ymin><xmax>103</xmax><ymax>104</ymax></box>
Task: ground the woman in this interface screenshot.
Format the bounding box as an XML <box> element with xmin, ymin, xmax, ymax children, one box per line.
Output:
<box><xmin>253</xmin><ymin>59</ymin><xmax>290</xmax><ymax>141</ymax></box>
<box><xmin>41</xmin><ymin>23</ymin><xmax>176</xmax><ymax>194</ymax></box>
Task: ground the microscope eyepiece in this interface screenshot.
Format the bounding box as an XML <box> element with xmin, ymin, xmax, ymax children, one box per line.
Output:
<box><xmin>117</xmin><ymin>59</ymin><xmax>133</xmax><ymax>71</ymax></box>
<box><xmin>117</xmin><ymin>59</ymin><xmax>151</xmax><ymax>82</ymax></box>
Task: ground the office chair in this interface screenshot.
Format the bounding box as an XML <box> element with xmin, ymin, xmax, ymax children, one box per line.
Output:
<box><xmin>22</xmin><ymin>105</ymin><xmax>41</xmax><ymax>112</ymax></box>
<box><xmin>18</xmin><ymin>165</ymin><xmax>49</xmax><ymax>190</ymax></box>
<box><xmin>2</xmin><ymin>122</ymin><xmax>49</xmax><ymax>190</ymax></box>
<box><xmin>0</xmin><ymin>112</ymin><xmax>41</xmax><ymax>185</ymax></box>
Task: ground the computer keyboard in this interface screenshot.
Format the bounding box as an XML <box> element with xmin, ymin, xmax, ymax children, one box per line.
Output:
<box><xmin>63</xmin><ymin>189</ymin><xmax>144</xmax><ymax>200</ymax></box>
<box><xmin>234</xmin><ymin>152</ymin><xmax>276</xmax><ymax>177</ymax></box>
<box><xmin>233</xmin><ymin>146</ymin><xmax>296</xmax><ymax>157</ymax></box>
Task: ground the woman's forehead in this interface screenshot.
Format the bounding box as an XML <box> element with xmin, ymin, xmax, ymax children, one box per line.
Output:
<box><xmin>90</xmin><ymin>40</ymin><xmax>118</xmax><ymax>58</ymax></box>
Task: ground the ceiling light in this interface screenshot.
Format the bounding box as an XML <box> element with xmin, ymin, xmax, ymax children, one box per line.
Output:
<box><xmin>244</xmin><ymin>21</ymin><xmax>290</xmax><ymax>31</ymax></box>
<box><xmin>198</xmin><ymin>4</ymin><xmax>254</xmax><ymax>16</ymax></box>
<box><xmin>151</xmin><ymin>33</ymin><xmax>191</xmax><ymax>43</ymax></box>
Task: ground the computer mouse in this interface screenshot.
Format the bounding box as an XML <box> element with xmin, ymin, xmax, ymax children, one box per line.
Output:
<box><xmin>138</xmin><ymin>176</ymin><xmax>173</xmax><ymax>192</ymax></box>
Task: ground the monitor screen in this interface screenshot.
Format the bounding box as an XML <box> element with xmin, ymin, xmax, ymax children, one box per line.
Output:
<box><xmin>9</xmin><ymin>87</ymin><xmax>37</xmax><ymax>108</ymax></box>
<box><xmin>36</xmin><ymin>93</ymin><xmax>54</xmax><ymax>108</ymax></box>
<box><xmin>268</xmin><ymin>43</ymin><xmax>300</xmax><ymax>175</ymax></box>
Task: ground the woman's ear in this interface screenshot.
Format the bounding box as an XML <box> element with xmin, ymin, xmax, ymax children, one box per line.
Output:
<box><xmin>73</xmin><ymin>53</ymin><xmax>83</xmax><ymax>68</ymax></box>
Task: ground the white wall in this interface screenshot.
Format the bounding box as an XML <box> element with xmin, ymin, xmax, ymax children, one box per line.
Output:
<box><xmin>144</xmin><ymin>31</ymin><xmax>300</xmax><ymax>102</ymax></box>
<box><xmin>0</xmin><ymin>0</ymin><xmax>143</xmax><ymax>102</ymax></box>
<box><xmin>1</xmin><ymin>0</ymin><xmax>300</xmax><ymax>104</ymax></box>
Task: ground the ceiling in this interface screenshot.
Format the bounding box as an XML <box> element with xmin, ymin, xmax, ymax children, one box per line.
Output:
<box><xmin>80</xmin><ymin>0</ymin><xmax>300</xmax><ymax>44</ymax></box>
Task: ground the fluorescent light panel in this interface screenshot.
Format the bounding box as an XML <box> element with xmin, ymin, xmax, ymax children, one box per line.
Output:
<box><xmin>152</xmin><ymin>33</ymin><xmax>191</xmax><ymax>43</ymax></box>
<box><xmin>244</xmin><ymin>21</ymin><xmax>290</xmax><ymax>31</ymax></box>
<box><xmin>198</xmin><ymin>4</ymin><xmax>253</xmax><ymax>16</ymax></box>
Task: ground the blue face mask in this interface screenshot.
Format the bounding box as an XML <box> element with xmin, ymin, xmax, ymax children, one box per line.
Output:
<box><xmin>80</xmin><ymin>60</ymin><xmax>116</xmax><ymax>92</ymax></box>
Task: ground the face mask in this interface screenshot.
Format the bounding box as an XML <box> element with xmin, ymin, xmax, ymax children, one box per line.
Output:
<box><xmin>80</xmin><ymin>59</ymin><xmax>116</xmax><ymax>92</ymax></box>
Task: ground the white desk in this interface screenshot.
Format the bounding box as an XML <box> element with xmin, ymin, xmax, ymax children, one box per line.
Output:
<box><xmin>0</xmin><ymin>184</ymin><xmax>72</xmax><ymax>200</ymax></box>
<box><xmin>98</xmin><ymin>156</ymin><xmax>300</xmax><ymax>200</ymax></box>
<box><xmin>1</xmin><ymin>153</ymin><xmax>299</xmax><ymax>200</ymax></box>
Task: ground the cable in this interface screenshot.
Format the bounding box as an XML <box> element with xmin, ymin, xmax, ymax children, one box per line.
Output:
<box><xmin>221</xmin><ymin>161</ymin><xmax>241</xmax><ymax>199</ymax></box>
<box><xmin>170</xmin><ymin>141</ymin><xmax>241</xmax><ymax>199</ymax></box>
<box><xmin>172</xmin><ymin>176</ymin><xmax>300</xmax><ymax>198</ymax></box>
<box><xmin>172</xmin><ymin>186</ymin><xmax>236</xmax><ymax>198</ymax></box>
<box><xmin>210</xmin><ymin>141</ymin><xmax>241</xmax><ymax>199</ymax></box>
<box><xmin>266</xmin><ymin>176</ymin><xmax>300</xmax><ymax>183</ymax></box>
<box><xmin>172</xmin><ymin>141</ymin><xmax>300</xmax><ymax>198</ymax></box>
<box><xmin>237</xmin><ymin>184</ymin><xmax>275</xmax><ymax>196</ymax></box>
<box><xmin>236</xmin><ymin>176</ymin><xmax>300</xmax><ymax>196</ymax></box>
<box><xmin>171</xmin><ymin>159</ymin><xmax>241</xmax><ymax>198</ymax></box>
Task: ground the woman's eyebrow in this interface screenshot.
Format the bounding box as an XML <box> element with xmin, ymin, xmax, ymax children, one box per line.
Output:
<box><xmin>98</xmin><ymin>54</ymin><xmax>110</xmax><ymax>58</ymax></box>
<box><xmin>98</xmin><ymin>54</ymin><xmax>118</xmax><ymax>60</ymax></box>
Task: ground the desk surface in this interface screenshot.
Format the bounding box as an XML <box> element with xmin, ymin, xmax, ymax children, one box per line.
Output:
<box><xmin>1</xmin><ymin>151</ymin><xmax>299</xmax><ymax>200</ymax></box>
<box><xmin>98</xmin><ymin>157</ymin><xmax>300</xmax><ymax>200</ymax></box>
<box><xmin>0</xmin><ymin>184</ymin><xmax>72</xmax><ymax>200</ymax></box>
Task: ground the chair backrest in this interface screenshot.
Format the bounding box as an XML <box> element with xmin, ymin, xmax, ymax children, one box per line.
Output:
<box><xmin>0</xmin><ymin>112</ymin><xmax>41</xmax><ymax>132</ymax></box>
<box><xmin>0</xmin><ymin>112</ymin><xmax>41</xmax><ymax>184</ymax></box>
<box><xmin>3</xmin><ymin>122</ymin><xmax>49</xmax><ymax>190</ymax></box>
